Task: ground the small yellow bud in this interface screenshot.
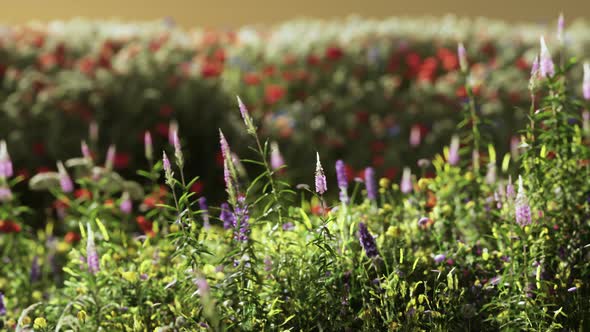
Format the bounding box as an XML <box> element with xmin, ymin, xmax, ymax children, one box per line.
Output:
<box><xmin>379</xmin><ymin>177</ymin><xmax>390</xmax><ymax>189</ymax></box>
<box><xmin>32</xmin><ymin>290</ymin><xmax>43</xmax><ymax>301</ymax></box>
<box><xmin>122</xmin><ymin>271</ymin><xmax>139</xmax><ymax>283</ymax></box>
<box><xmin>33</xmin><ymin>317</ymin><xmax>47</xmax><ymax>329</ymax></box>
<box><xmin>464</xmin><ymin>172</ymin><xmax>474</xmax><ymax>181</ymax></box>
<box><xmin>77</xmin><ymin>310</ymin><xmax>87</xmax><ymax>322</ymax></box>
<box><xmin>170</xmin><ymin>224</ymin><xmax>180</xmax><ymax>233</ymax></box>
<box><xmin>417</xmin><ymin>178</ymin><xmax>431</xmax><ymax>190</ymax></box>
<box><xmin>56</xmin><ymin>242</ymin><xmax>70</xmax><ymax>253</ymax></box>
<box><xmin>21</xmin><ymin>316</ymin><xmax>32</xmax><ymax>327</ymax></box>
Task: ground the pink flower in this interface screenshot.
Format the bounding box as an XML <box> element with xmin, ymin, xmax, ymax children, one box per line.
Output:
<box><xmin>315</xmin><ymin>152</ymin><xmax>327</xmax><ymax>195</ymax></box>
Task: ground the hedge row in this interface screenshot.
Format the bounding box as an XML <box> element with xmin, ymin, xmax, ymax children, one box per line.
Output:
<box><xmin>1</xmin><ymin>16</ymin><xmax>589</xmax><ymax>199</ymax></box>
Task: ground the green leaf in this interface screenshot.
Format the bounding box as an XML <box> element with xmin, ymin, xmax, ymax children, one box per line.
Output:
<box><xmin>299</xmin><ymin>208</ymin><xmax>313</xmax><ymax>230</ymax></box>
<box><xmin>95</xmin><ymin>218</ymin><xmax>110</xmax><ymax>241</ymax></box>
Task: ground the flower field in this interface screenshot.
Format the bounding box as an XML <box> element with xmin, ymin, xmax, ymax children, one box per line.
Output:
<box><xmin>0</xmin><ymin>15</ymin><xmax>590</xmax><ymax>331</ymax></box>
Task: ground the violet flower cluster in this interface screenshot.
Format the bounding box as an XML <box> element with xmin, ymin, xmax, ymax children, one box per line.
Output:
<box><xmin>358</xmin><ymin>222</ymin><xmax>379</xmax><ymax>258</ymax></box>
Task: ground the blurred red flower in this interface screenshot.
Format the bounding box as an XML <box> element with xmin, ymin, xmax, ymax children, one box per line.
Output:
<box><xmin>325</xmin><ymin>46</ymin><xmax>343</xmax><ymax>61</ymax></box>
<box><xmin>265</xmin><ymin>85</ymin><xmax>285</xmax><ymax>104</ymax></box>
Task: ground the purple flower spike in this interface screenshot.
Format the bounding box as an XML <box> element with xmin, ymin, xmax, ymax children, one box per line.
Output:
<box><xmin>233</xmin><ymin>196</ymin><xmax>250</xmax><ymax>242</ymax></box>
<box><xmin>195</xmin><ymin>277</ymin><xmax>210</xmax><ymax>297</ymax></box>
<box><xmin>335</xmin><ymin>160</ymin><xmax>349</xmax><ymax>204</ymax></box>
<box><xmin>144</xmin><ymin>131</ymin><xmax>153</xmax><ymax>161</ymax></box>
<box><xmin>358</xmin><ymin>222</ymin><xmax>379</xmax><ymax>258</ymax></box>
<box><xmin>199</xmin><ymin>197</ymin><xmax>210</xmax><ymax>229</ymax></box>
<box><xmin>400</xmin><ymin>167</ymin><xmax>412</xmax><ymax>194</ymax></box>
<box><xmin>0</xmin><ymin>186</ymin><xmax>12</xmax><ymax>202</ymax></box>
<box><xmin>409</xmin><ymin>125</ymin><xmax>421</xmax><ymax>147</ymax></box>
<box><xmin>457</xmin><ymin>42</ymin><xmax>468</xmax><ymax>72</ymax></box>
<box><xmin>0</xmin><ymin>140</ymin><xmax>13</xmax><ymax>178</ymax></box>
<box><xmin>172</xmin><ymin>127</ymin><xmax>184</xmax><ymax>168</ymax></box>
<box><xmin>515</xmin><ymin>176</ymin><xmax>532</xmax><ymax>227</ymax></box>
<box><xmin>364</xmin><ymin>167</ymin><xmax>377</xmax><ymax>201</ymax></box>
<box><xmin>219</xmin><ymin>130</ymin><xmax>235</xmax><ymax>198</ymax></box>
<box><xmin>557</xmin><ymin>13</ymin><xmax>565</xmax><ymax>43</ymax></box>
<box><xmin>0</xmin><ymin>292</ymin><xmax>6</xmax><ymax>316</ymax></box>
<box><xmin>315</xmin><ymin>152</ymin><xmax>327</xmax><ymax>195</ymax></box>
<box><xmin>506</xmin><ymin>176</ymin><xmax>515</xmax><ymax>200</ymax></box>
<box><xmin>220</xmin><ymin>202</ymin><xmax>235</xmax><ymax>230</ymax></box>
<box><xmin>270</xmin><ymin>141</ymin><xmax>285</xmax><ymax>171</ymax></box>
<box><xmin>89</xmin><ymin>121</ymin><xmax>99</xmax><ymax>143</ymax></box>
<box><xmin>120</xmin><ymin>192</ymin><xmax>132</xmax><ymax>214</ymax></box>
<box><xmin>105</xmin><ymin>145</ymin><xmax>116</xmax><ymax>170</ymax></box>
<box><xmin>86</xmin><ymin>224</ymin><xmax>100</xmax><ymax>275</ymax></box>
<box><xmin>583</xmin><ymin>62</ymin><xmax>590</xmax><ymax>101</ymax></box>
<box><xmin>448</xmin><ymin>135</ymin><xmax>460</xmax><ymax>166</ymax></box>
<box><xmin>539</xmin><ymin>37</ymin><xmax>555</xmax><ymax>78</ymax></box>
<box><xmin>162</xmin><ymin>151</ymin><xmax>173</xmax><ymax>183</ymax></box>
<box><xmin>57</xmin><ymin>161</ymin><xmax>73</xmax><ymax>193</ymax></box>
<box><xmin>168</xmin><ymin>120</ymin><xmax>178</xmax><ymax>146</ymax></box>
<box><xmin>81</xmin><ymin>141</ymin><xmax>92</xmax><ymax>161</ymax></box>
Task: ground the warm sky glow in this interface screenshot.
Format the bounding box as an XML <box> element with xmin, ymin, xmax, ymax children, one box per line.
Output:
<box><xmin>0</xmin><ymin>0</ymin><xmax>587</xmax><ymax>27</ymax></box>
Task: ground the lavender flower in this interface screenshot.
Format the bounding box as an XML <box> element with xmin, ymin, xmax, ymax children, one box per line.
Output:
<box><xmin>418</xmin><ymin>217</ymin><xmax>430</xmax><ymax>227</ymax></box>
<box><xmin>220</xmin><ymin>130</ymin><xmax>237</xmax><ymax>202</ymax></box>
<box><xmin>335</xmin><ymin>160</ymin><xmax>349</xmax><ymax>204</ymax></box>
<box><xmin>409</xmin><ymin>125</ymin><xmax>421</xmax><ymax>147</ymax></box>
<box><xmin>237</xmin><ymin>96</ymin><xmax>256</xmax><ymax>133</ymax></box>
<box><xmin>195</xmin><ymin>277</ymin><xmax>210</xmax><ymax>297</ymax></box>
<box><xmin>270</xmin><ymin>141</ymin><xmax>285</xmax><ymax>171</ymax></box>
<box><xmin>89</xmin><ymin>121</ymin><xmax>99</xmax><ymax>143</ymax></box>
<box><xmin>162</xmin><ymin>151</ymin><xmax>174</xmax><ymax>184</ymax></box>
<box><xmin>583</xmin><ymin>62</ymin><xmax>590</xmax><ymax>101</ymax></box>
<box><xmin>0</xmin><ymin>140</ymin><xmax>13</xmax><ymax>178</ymax></box>
<box><xmin>219</xmin><ymin>202</ymin><xmax>235</xmax><ymax>230</ymax></box>
<box><xmin>81</xmin><ymin>141</ymin><xmax>92</xmax><ymax>161</ymax></box>
<box><xmin>120</xmin><ymin>192</ymin><xmax>132</xmax><ymax>214</ymax></box>
<box><xmin>485</xmin><ymin>162</ymin><xmax>497</xmax><ymax>184</ymax></box>
<box><xmin>448</xmin><ymin>135</ymin><xmax>460</xmax><ymax>166</ymax></box>
<box><xmin>529</xmin><ymin>55</ymin><xmax>540</xmax><ymax>90</ymax></box>
<box><xmin>567</xmin><ymin>286</ymin><xmax>577</xmax><ymax>292</ymax></box>
<box><xmin>0</xmin><ymin>292</ymin><xmax>5</xmax><ymax>316</ymax></box>
<box><xmin>358</xmin><ymin>222</ymin><xmax>379</xmax><ymax>258</ymax></box>
<box><xmin>315</xmin><ymin>152</ymin><xmax>327</xmax><ymax>195</ymax></box>
<box><xmin>144</xmin><ymin>131</ymin><xmax>153</xmax><ymax>161</ymax></box>
<box><xmin>515</xmin><ymin>175</ymin><xmax>532</xmax><ymax>227</ymax></box>
<box><xmin>105</xmin><ymin>145</ymin><xmax>116</xmax><ymax>170</ymax></box>
<box><xmin>198</xmin><ymin>197</ymin><xmax>210</xmax><ymax>229</ymax></box>
<box><xmin>168</xmin><ymin>120</ymin><xmax>179</xmax><ymax>146</ymax></box>
<box><xmin>434</xmin><ymin>253</ymin><xmax>446</xmax><ymax>264</ymax></box>
<box><xmin>233</xmin><ymin>196</ymin><xmax>250</xmax><ymax>242</ymax></box>
<box><xmin>86</xmin><ymin>224</ymin><xmax>100</xmax><ymax>274</ymax></box>
<box><xmin>506</xmin><ymin>176</ymin><xmax>515</xmax><ymax>200</ymax></box>
<box><xmin>172</xmin><ymin>128</ymin><xmax>183</xmax><ymax>167</ymax></box>
<box><xmin>557</xmin><ymin>13</ymin><xmax>565</xmax><ymax>44</ymax></box>
<box><xmin>539</xmin><ymin>37</ymin><xmax>555</xmax><ymax>78</ymax></box>
<box><xmin>400</xmin><ymin>167</ymin><xmax>412</xmax><ymax>194</ymax></box>
<box><xmin>364</xmin><ymin>167</ymin><xmax>377</xmax><ymax>201</ymax></box>
<box><xmin>30</xmin><ymin>256</ymin><xmax>40</xmax><ymax>283</ymax></box>
<box><xmin>457</xmin><ymin>42</ymin><xmax>468</xmax><ymax>72</ymax></box>
<box><xmin>0</xmin><ymin>186</ymin><xmax>12</xmax><ymax>202</ymax></box>
<box><xmin>57</xmin><ymin>161</ymin><xmax>73</xmax><ymax>193</ymax></box>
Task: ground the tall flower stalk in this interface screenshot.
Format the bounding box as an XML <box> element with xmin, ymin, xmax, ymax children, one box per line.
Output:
<box><xmin>236</xmin><ymin>96</ymin><xmax>284</xmax><ymax>224</ymax></box>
